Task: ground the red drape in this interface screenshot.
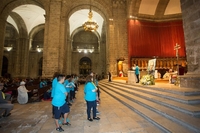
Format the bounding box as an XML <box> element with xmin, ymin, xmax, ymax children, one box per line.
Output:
<box><xmin>128</xmin><ymin>20</ymin><xmax>186</xmax><ymax>66</ymax></box>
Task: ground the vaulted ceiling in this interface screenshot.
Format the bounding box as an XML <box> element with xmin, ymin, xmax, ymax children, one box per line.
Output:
<box><xmin>128</xmin><ymin>0</ymin><xmax>182</xmax><ymax>20</ymax></box>
<box><xmin>6</xmin><ymin>0</ymin><xmax>182</xmax><ymax>36</ymax></box>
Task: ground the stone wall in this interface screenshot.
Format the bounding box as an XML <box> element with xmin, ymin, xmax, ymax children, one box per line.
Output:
<box><xmin>0</xmin><ymin>0</ymin><xmax>126</xmax><ymax>78</ymax></box>
<box><xmin>180</xmin><ymin>0</ymin><xmax>200</xmax><ymax>89</ymax></box>
<box><xmin>0</xmin><ymin>0</ymin><xmax>188</xmax><ymax>80</ymax></box>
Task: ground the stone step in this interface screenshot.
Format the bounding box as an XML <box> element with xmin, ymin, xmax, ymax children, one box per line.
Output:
<box><xmin>101</xmin><ymin>81</ymin><xmax>200</xmax><ymax>104</ymax></box>
<box><xmin>99</xmin><ymin>84</ymin><xmax>195</xmax><ymax>133</ymax></box>
<box><xmin>99</xmin><ymin>83</ymin><xmax>200</xmax><ymax>132</ymax></box>
<box><xmin>100</xmin><ymin>82</ymin><xmax>200</xmax><ymax>117</ymax></box>
<box><xmin>106</xmin><ymin>80</ymin><xmax>200</xmax><ymax>96</ymax></box>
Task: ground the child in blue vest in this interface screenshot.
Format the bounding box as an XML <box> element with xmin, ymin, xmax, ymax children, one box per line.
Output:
<box><xmin>64</xmin><ymin>75</ymin><xmax>72</xmax><ymax>106</ymax></box>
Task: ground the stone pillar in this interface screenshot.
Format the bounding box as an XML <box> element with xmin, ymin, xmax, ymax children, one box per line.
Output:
<box><xmin>66</xmin><ymin>38</ymin><xmax>72</xmax><ymax>75</ymax></box>
<box><xmin>0</xmin><ymin>18</ymin><xmax>6</xmax><ymax>76</ymax></box>
<box><xmin>43</xmin><ymin>1</ymin><xmax>62</xmax><ymax>77</ymax></box>
<box><xmin>109</xmin><ymin>0</ymin><xmax>128</xmax><ymax>77</ymax></box>
<box><xmin>180</xmin><ymin>0</ymin><xmax>200</xmax><ymax>89</ymax></box>
<box><xmin>12</xmin><ymin>37</ymin><xmax>29</xmax><ymax>77</ymax></box>
<box><xmin>18</xmin><ymin>38</ymin><xmax>29</xmax><ymax>77</ymax></box>
<box><xmin>100</xmin><ymin>22</ymin><xmax>107</xmax><ymax>75</ymax></box>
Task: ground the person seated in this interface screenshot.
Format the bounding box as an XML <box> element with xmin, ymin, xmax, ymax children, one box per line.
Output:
<box><xmin>43</xmin><ymin>87</ymin><xmax>52</xmax><ymax>100</ymax></box>
<box><xmin>0</xmin><ymin>84</ymin><xmax>12</xmax><ymax>101</ymax></box>
<box><xmin>163</xmin><ymin>71</ymin><xmax>170</xmax><ymax>79</ymax></box>
<box><xmin>119</xmin><ymin>71</ymin><xmax>123</xmax><ymax>77</ymax></box>
<box><xmin>39</xmin><ymin>79</ymin><xmax>46</xmax><ymax>89</ymax></box>
<box><xmin>17</xmin><ymin>81</ymin><xmax>32</xmax><ymax>104</ymax></box>
<box><xmin>0</xmin><ymin>82</ymin><xmax>13</xmax><ymax>117</ymax></box>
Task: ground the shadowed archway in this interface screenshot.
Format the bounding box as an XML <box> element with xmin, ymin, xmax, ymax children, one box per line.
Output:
<box><xmin>79</xmin><ymin>57</ymin><xmax>91</xmax><ymax>76</ymax></box>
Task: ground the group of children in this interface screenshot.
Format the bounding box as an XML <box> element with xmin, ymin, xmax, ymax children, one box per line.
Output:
<box><xmin>64</xmin><ymin>75</ymin><xmax>78</xmax><ymax>106</ymax></box>
<box><xmin>51</xmin><ymin>73</ymin><xmax>79</xmax><ymax>132</ymax></box>
<box><xmin>51</xmin><ymin>72</ymin><xmax>101</xmax><ymax>132</ymax></box>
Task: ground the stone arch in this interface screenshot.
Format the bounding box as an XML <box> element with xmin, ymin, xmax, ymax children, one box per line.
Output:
<box><xmin>4</xmin><ymin>23</ymin><xmax>19</xmax><ymax>51</ymax></box>
<box><xmin>29</xmin><ymin>24</ymin><xmax>45</xmax><ymax>50</ymax></box>
<box><xmin>0</xmin><ymin>0</ymin><xmax>46</xmax><ymax>76</ymax></box>
<box><xmin>64</xmin><ymin>1</ymin><xmax>112</xmax><ymax>21</ymax></box>
<box><xmin>71</xmin><ymin>26</ymin><xmax>100</xmax><ymax>41</ymax></box>
<box><xmin>63</xmin><ymin>1</ymin><xmax>111</xmax><ymax>75</ymax></box>
<box><xmin>72</xmin><ymin>29</ymin><xmax>99</xmax><ymax>52</ymax></box>
<box><xmin>127</xmin><ymin>0</ymin><xmax>141</xmax><ymax>17</ymax></box>
<box><xmin>71</xmin><ymin>27</ymin><xmax>100</xmax><ymax>52</ymax></box>
<box><xmin>0</xmin><ymin>0</ymin><xmax>45</xmax><ymax>19</ymax></box>
<box><xmin>79</xmin><ymin>57</ymin><xmax>92</xmax><ymax>76</ymax></box>
<box><xmin>64</xmin><ymin>1</ymin><xmax>113</xmax><ymax>38</ymax></box>
<box><xmin>9</xmin><ymin>12</ymin><xmax>28</xmax><ymax>38</ymax></box>
<box><xmin>29</xmin><ymin>24</ymin><xmax>45</xmax><ymax>39</ymax></box>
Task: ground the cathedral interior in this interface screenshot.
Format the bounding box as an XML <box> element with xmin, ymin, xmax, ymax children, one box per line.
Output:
<box><xmin>0</xmin><ymin>0</ymin><xmax>200</xmax><ymax>133</ymax></box>
<box><xmin>1</xmin><ymin>0</ymin><xmax>199</xmax><ymax>89</ymax></box>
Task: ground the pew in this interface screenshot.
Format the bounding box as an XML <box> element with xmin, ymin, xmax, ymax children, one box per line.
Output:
<box><xmin>31</xmin><ymin>85</ymin><xmax>51</xmax><ymax>102</ymax></box>
<box><xmin>4</xmin><ymin>84</ymin><xmax>51</xmax><ymax>103</ymax></box>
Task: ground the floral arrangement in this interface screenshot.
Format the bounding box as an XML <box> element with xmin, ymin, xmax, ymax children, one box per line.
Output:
<box><xmin>140</xmin><ymin>74</ymin><xmax>155</xmax><ymax>85</ymax></box>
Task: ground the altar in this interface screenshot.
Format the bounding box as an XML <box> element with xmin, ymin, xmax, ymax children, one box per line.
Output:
<box><xmin>128</xmin><ymin>70</ymin><xmax>137</xmax><ymax>84</ymax></box>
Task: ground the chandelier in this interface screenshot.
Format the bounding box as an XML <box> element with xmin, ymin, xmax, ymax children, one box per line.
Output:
<box><xmin>82</xmin><ymin>5</ymin><xmax>98</xmax><ymax>31</ymax></box>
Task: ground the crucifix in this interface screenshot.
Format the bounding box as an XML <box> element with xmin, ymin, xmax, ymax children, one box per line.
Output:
<box><xmin>174</xmin><ymin>43</ymin><xmax>181</xmax><ymax>75</ymax></box>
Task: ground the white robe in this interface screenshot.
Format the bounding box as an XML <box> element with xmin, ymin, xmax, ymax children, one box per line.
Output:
<box><xmin>17</xmin><ymin>86</ymin><xmax>28</xmax><ymax>104</ymax></box>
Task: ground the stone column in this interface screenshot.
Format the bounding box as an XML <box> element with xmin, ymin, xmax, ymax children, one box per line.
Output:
<box><xmin>18</xmin><ymin>37</ymin><xmax>29</xmax><ymax>77</ymax></box>
<box><xmin>11</xmin><ymin>37</ymin><xmax>28</xmax><ymax>77</ymax></box>
<box><xmin>0</xmin><ymin>18</ymin><xmax>6</xmax><ymax>76</ymax></box>
<box><xmin>180</xmin><ymin>0</ymin><xmax>200</xmax><ymax>89</ymax></box>
<box><xmin>109</xmin><ymin>0</ymin><xmax>128</xmax><ymax>77</ymax></box>
<box><xmin>43</xmin><ymin>1</ymin><xmax>62</xmax><ymax>77</ymax></box>
<box><xmin>65</xmin><ymin>38</ymin><xmax>72</xmax><ymax>75</ymax></box>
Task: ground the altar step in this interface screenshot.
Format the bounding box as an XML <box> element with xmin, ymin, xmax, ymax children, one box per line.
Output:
<box><xmin>104</xmin><ymin>81</ymin><xmax>200</xmax><ymax>105</ymax></box>
<box><xmin>99</xmin><ymin>81</ymin><xmax>200</xmax><ymax>133</ymax></box>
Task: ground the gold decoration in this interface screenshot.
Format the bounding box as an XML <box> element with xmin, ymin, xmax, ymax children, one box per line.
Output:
<box><xmin>82</xmin><ymin>5</ymin><xmax>98</xmax><ymax>31</ymax></box>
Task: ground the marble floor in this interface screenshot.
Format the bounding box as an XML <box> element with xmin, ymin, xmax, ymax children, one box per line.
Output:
<box><xmin>0</xmin><ymin>81</ymin><xmax>163</xmax><ymax>133</ymax></box>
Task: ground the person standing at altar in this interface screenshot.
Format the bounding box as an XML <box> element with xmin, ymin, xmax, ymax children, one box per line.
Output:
<box><xmin>132</xmin><ymin>65</ymin><xmax>138</xmax><ymax>83</ymax></box>
<box><xmin>108</xmin><ymin>72</ymin><xmax>112</xmax><ymax>82</ymax></box>
<box><xmin>134</xmin><ymin>64</ymin><xmax>140</xmax><ymax>83</ymax></box>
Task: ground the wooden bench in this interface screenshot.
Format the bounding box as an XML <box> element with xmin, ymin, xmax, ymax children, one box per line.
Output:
<box><xmin>31</xmin><ymin>85</ymin><xmax>51</xmax><ymax>102</ymax></box>
<box><xmin>4</xmin><ymin>84</ymin><xmax>51</xmax><ymax>102</ymax></box>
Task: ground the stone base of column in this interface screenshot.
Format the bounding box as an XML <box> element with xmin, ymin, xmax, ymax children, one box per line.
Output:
<box><xmin>179</xmin><ymin>73</ymin><xmax>200</xmax><ymax>89</ymax></box>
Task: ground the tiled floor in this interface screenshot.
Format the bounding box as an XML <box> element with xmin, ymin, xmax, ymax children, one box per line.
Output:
<box><xmin>0</xmin><ymin>81</ymin><xmax>162</xmax><ymax>133</ymax></box>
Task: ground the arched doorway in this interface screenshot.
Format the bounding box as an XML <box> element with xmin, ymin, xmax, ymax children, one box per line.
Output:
<box><xmin>117</xmin><ymin>57</ymin><xmax>125</xmax><ymax>77</ymax></box>
<box><xmin>1</xmin><ymin>56</ymin><xmax>9</xmax><ymax>77</ymax></box>
<box><xmin>79</xmin><ymin>57</ymin><xmax>91</xmax><ymax>76</ymax></box>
